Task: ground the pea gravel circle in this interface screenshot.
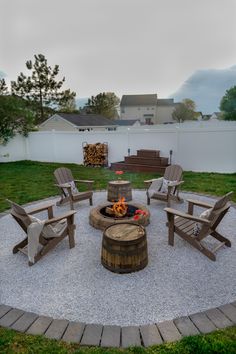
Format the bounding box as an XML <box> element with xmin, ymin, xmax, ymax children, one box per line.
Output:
<box><xmin>1</xmin><ymin>191</ymin><xmax>236</xmax><ymax>326</ymax></box>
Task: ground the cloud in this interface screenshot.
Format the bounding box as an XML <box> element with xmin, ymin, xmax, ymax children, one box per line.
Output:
<box><xmin>171</xmin><ymin>66</ymin><xmax>236</xmax><ymax>114</ymax></box>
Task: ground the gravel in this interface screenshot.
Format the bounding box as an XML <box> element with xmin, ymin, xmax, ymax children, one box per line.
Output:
<box><xmin>0</xmin><ymin>190</ymin><xmax>236</xmax><ymax>326</ymax></box>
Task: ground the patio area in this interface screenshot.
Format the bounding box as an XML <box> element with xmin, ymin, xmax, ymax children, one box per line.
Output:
<box><xmin>1</xmin><ymin>190</ymin><xmax>236</xmax><ymax>327</ymax></box>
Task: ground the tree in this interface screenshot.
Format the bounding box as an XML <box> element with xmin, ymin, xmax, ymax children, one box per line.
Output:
<box><xmin>57</xmin><ymin>89</ymin><xmax>78</xmax><ymax>113</ymax></box>
<box><xmin>172</xmin><ymin>98</ymin><xmax>198</xmax><ymax>123</ymax></box>
<box><xmin>0</xmin><ymin>95</ymin><xmax>35</xmax><ymax>144</ymax></box>
<box><xmin>0</xmin><ymin>78</ymin><xmax>8</xmax><ymax>95</ymax></box>
<box><xmin>11</xmin><ymin>54</ymin><xmax>76</xmax><ymax>123</ymax></box>
<box><xmin>220</xmin><ymin>86</ymin><xmax>236</xmax><ymax>121</ymax></box>
<box><xmin>86</xmin><ymin>92</ymin><xmax>120</xmax><ymax>119</ymax></box>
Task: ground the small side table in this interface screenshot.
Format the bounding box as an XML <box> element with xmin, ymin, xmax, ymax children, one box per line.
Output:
<box><xmin>107</xmin><ymin>180</ymin><xmax>132</xmax><ymax>202</ymax></box>
<box><xmin>101</xmin><ymin>223</ymin><xmax>148</xmax><ymax>273</ymax></box>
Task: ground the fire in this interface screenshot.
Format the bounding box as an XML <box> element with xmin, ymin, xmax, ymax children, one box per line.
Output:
<box><xmin>112</xmin><ymin>197</ymin><xmax>128</xmax><ymax>217</ymax></box>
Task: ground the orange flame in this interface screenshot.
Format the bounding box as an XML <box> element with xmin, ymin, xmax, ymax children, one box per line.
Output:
<box><xmin>112</xmin><ymin>197</ymin><xmax>128</xmax><ymax>216</ymax></box>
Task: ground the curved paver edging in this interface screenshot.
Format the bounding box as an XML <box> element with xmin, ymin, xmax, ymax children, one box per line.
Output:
<box><xmin>0</xmin><ymin>191</ymin><xmax>235</xmax><ymax>347</ymax></box>
<box><xmin>0</xmin><ymin>302</ymin><xmax>236</xmax><ymax>347</ymax></box>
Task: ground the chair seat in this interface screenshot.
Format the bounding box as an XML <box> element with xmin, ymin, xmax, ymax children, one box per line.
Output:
<box><xmin>175</xmin><ymin>216</ymin><xmax>196</xmax><ymax>237</ymax></box>
<box><xmin>54</xmin><ymin>167</ymin><xmax>94</xmax><ymax>209</ymax></box>
<box><xmin>146</xmin><ymin>164</ymin><xmax>183</xmax><ymax>207</ymax></box>
<box><xmin>151</xmin><ymin>192</ymin><xmax>168</xmax><ymax>201</ymax></box>
<box><xmin>9</xmin><ymin>200</ymin><xmax>76</xmax><ymax>265</ymax></box>
<box><xmin>165</xmin><ymin>192</ymin><xmax>233</xmax><ymax>261</ymax></box>
<box><xmin>72</xmin><ymin>190</ymin><xmax>93</xmax><ymax>201</ymax></box>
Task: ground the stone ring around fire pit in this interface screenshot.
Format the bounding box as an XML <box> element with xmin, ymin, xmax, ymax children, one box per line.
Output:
<box><xmin>89</xmin><ymin>202</ymin><xmax>150</xmax><ymax>231</ymax></box>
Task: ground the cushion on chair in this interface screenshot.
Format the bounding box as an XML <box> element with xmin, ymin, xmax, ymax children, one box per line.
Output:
<box><xmin>63</xmin><ymin>181</ymin><xmax>79</xmax><ymax>196</ymax></box>
<box><xmin>160</xmin><ymin>178</ymin><xmax>178</xmax><ymax>194</ymax></box>
<box><xmin>193</xmin><ymin>208</ymin><xmax>212</xmax><ymax>236</ymax></box>
<box><xmin>148</xmin><ymin>177</ymin><xmax>163</xmax><ymax>197</ymax></box>
<box><xmin>29</xmin><ymin>215</ymin><xmax>67</xmax><ymax>239</ymax></box>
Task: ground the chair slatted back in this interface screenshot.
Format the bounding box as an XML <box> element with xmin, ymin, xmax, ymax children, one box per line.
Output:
<box><xmin>164</xmin><ymin>165</ymin><xmax>183</xmax><ymax>181</ymax></box>
<box><xmin>198</xmin><ymin>192</ymin><xmax>233</xmax><ymax>241</ymax></box>
<box><xmin>54</xmin><ymin>167</ymin><xmax>75</xmax><ymax>197</ymax></box>
<box><xmin>54</xmin><ymin>167</ymin><xmax>74</xmax><ymax>184</ymax></box>
<box><xmin>8</xmin><ymin>200</ymin><xmax>32</xmax><ymax>233</ymax></box>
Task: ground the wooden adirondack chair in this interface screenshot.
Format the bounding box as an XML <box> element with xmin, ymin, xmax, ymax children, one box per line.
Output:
<box><xmin>8</xmin><ymin>200</ymin><xmax>76</xmax><ymax>266</ymax></box>
<box><xmin>54</xmin><ymin>167</ymin><xmax>94</xmax><ymax>210</ymax></box>
<box><xmin>165</xmin><ymin>191</ymin><xmax>233</xmax><ymax>261</ymax></box>
<box><xmin>145</xmin><ymin>165</ymin><xmax>184</xmax><ymax>207</ymax></box>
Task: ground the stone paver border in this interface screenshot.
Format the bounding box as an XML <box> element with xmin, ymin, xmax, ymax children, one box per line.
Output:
<box><xmin>1</xmin><ymin>192</ymin><xmax>235</xmax><ymax>347</ymax></box>
<box><xmin>0</xmin><ymin>302</ymin><xmax>235</xmax><ymax>347</ymax></box>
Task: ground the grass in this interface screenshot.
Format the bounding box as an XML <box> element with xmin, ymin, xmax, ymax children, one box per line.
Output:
<box><xmin>0</xmin><ymin>160</ymin><xmax>235</xmax><ymax>352</ymax></box>
<box><xmin>0</xmin><ymin>325</ymin><xmax>236</xmax><ymax>353</ymax></box>
<box><xmin>0</xmin><ymin>160</ymin><xmax>235</xmax><ymax>212</ymax></box>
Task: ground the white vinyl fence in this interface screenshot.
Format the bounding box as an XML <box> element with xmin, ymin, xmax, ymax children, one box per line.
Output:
<box><xmin>1</xmin><ymin>122</ymin><xmax>236</xmax><ymax>173</ymax></box>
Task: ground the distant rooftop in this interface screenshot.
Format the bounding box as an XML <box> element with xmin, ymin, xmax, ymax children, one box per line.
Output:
<box><xmin>56</xmin><ymin>113</ymin><xmax>117</xmax><ymax>126</ymax></box>
<box><xmin>120</xmin><ymin>94</ymin><xmax>157</xmax><ymax>106</ymax></box>
<box><xmin>114</xmin><ymin>119</ymin><xmax>140</xmax><ymax>126</ymax></box>
<box><xmin>157</xmin><ymin>98</ymin><xmax>175</xmax><ymax>106</ymax></box>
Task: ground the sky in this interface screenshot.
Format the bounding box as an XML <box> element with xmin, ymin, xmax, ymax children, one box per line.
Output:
<box><xmin>1</xmin><ymin>0</ymin><xmax>236</xmax><ymax>103</ymax></box>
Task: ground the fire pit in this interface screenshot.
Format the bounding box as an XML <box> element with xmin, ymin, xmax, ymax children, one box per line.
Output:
<box><xmin>89</xmin><ymin>202</ymin><xmax>150</xmax><ymax>230</ymax></box>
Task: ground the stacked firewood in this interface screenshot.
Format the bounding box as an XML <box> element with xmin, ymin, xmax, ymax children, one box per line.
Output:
<box><xmin>83</xmin><ymin>143</ymin><xmax>108</xmax><ymax>166</ymax></box>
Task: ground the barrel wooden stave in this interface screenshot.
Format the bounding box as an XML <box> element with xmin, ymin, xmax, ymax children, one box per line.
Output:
<box><xmin>101</xmin><ymin>223</ymin><xmax>148</xmax><ymax>273</ymax></box>
<box><xmin>107</xmin><ymin>181</ymin><xmax>132</xmax><ymax>202</ymax></box>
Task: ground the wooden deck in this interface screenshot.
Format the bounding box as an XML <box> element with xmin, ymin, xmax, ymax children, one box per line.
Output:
<box><xmin>110</xmin><ymin>149</ymin><xmax>169</xmax><ymax>174</ymax></box>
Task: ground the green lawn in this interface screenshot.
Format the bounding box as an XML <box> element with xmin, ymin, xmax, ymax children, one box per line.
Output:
<box><xmin>0</xmin><ymin>160</ymin><xmax>235</xmax><ymax>212</ymax></box>
<box><xmin>0</xmin><ymin>325</ymin><xmax>236</xmax><ymax>353</ymax></box>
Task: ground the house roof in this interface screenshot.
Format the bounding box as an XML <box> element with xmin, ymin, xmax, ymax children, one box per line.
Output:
<box><xmin>157</xmin><ymin>99</ymin><xmax>175</xmax><ymax>106</ymax></box>
<box><xmin>57</xmin><ymin>113</ymin><xmax>117</xmax><ymax>126</ymax></box>
<box><xmin>120</xmin><ymin>94</ymin><xmax>157</xmax><ymax>106</ymax></box>
<box><xmin>212</xmin><ymin>112</ymin><xmax>221</xmax><ymax>117</ymax></box>
<box><xmin>113</xmin><ymin>119</ymin><xmax>140</xmax><ymax>126</ymax></box>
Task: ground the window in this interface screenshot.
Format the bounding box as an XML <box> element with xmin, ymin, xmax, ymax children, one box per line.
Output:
<box><xmin>143</xmin><ymin>114</ymin><xmax>154</xmax><ymax>117</ymax></box>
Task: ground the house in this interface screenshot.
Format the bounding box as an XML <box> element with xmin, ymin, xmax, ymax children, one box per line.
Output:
<box><xmin>120</xmin><ymin>94</ymin><xmax>178</xmax><ymax>124</ymax></box>
<box><xmin>202</xmin><ymin>114</ymin><xmax>211</xmax><ymax>121</ymax></box>
<box><xmin>209</xmin><ymin>112</ymin><xmax>222</xmax><ymax>120</ymax></box>
<box><xmin>39</xmin><ymin>113</ymin><xmax>117</xmax><ymax>132</ymax></box>
<box><xmin>156</xmin><ymin>98</ymin><xmax>179</xmax><ymax>124</ymax></box>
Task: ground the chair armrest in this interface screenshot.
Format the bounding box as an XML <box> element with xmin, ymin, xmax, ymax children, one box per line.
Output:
<box><xmin>144</xmin><ymin>178</ymin><xmax>162</xmax><ymax>189</ymax></box>
<box><xmin>74</xmin><ymin>179</ymin><xmax>94</xmax><ymax>184</ymax></box>
<box><xmin>28</xmin><ymin>202</ymin><xmax>55</xmax><ymax>215</ymax></box>
<box><xmin>187</xmin><ymin>199</ymin><xmax>213</xmax><ymax>209</ymax></box>
<box><xmin>44</xmin><ymin>210</ymin><xmax>77</xmax><ymax>225</ymax></box>
<box><xmin>164</xmin><ymin>207</ymin><xmax>210</xmax><ymax>224</ymax></box>
<box><xmin>55</xmin><ymin>183</ymin><xmax>71</xmax><ymax>189</ymax></box>
<box><xmin>144</xmin><ymin>178</ymin><xmax>160</xmax><ymax>184</ymax></box>
<box><xmin>74</xmin><ymin>179</ymin><xmax>94</xmax><ymax>190</ymax></box>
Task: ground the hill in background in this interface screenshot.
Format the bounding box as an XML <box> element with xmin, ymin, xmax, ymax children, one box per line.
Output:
<box><xmin>76</xmin><ymin>98</ymin><xmax>88</xmax><ymax>109</ymax></box>
<box><xmin>171</xmin><ymin>65</ymin><xmax>236</xmax><ymax>114</ymax></box>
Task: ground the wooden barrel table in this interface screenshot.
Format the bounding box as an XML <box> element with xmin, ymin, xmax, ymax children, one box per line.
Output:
<box><xmin>107</xmin><ymin>180</ymin><xmax>132</xmax><ymax>202</ymax></box>
<box><xmin>101</xmin><ymin>223</ymin><xmax>148</xmax><ymax>273</ymax></box>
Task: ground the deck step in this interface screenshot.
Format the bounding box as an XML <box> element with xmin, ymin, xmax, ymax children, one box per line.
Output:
<box><xmin>137</xmin><ymin>149</ymin><xmax>160</xmax><ymax>158</ymax></box>
<box><xmin>110</xmin><ymin>149</ymin><xmax>169</xmax><ymax>174</ymax></box>
<box><xmin>125</xmin><ymin>156</ymin><xmax>168</xmax><ymax>166</ymax></box>
<box><xmin>110</xmin><ymin>162</ymin><xmax>168</xmax><ymax>173</ymax></box>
